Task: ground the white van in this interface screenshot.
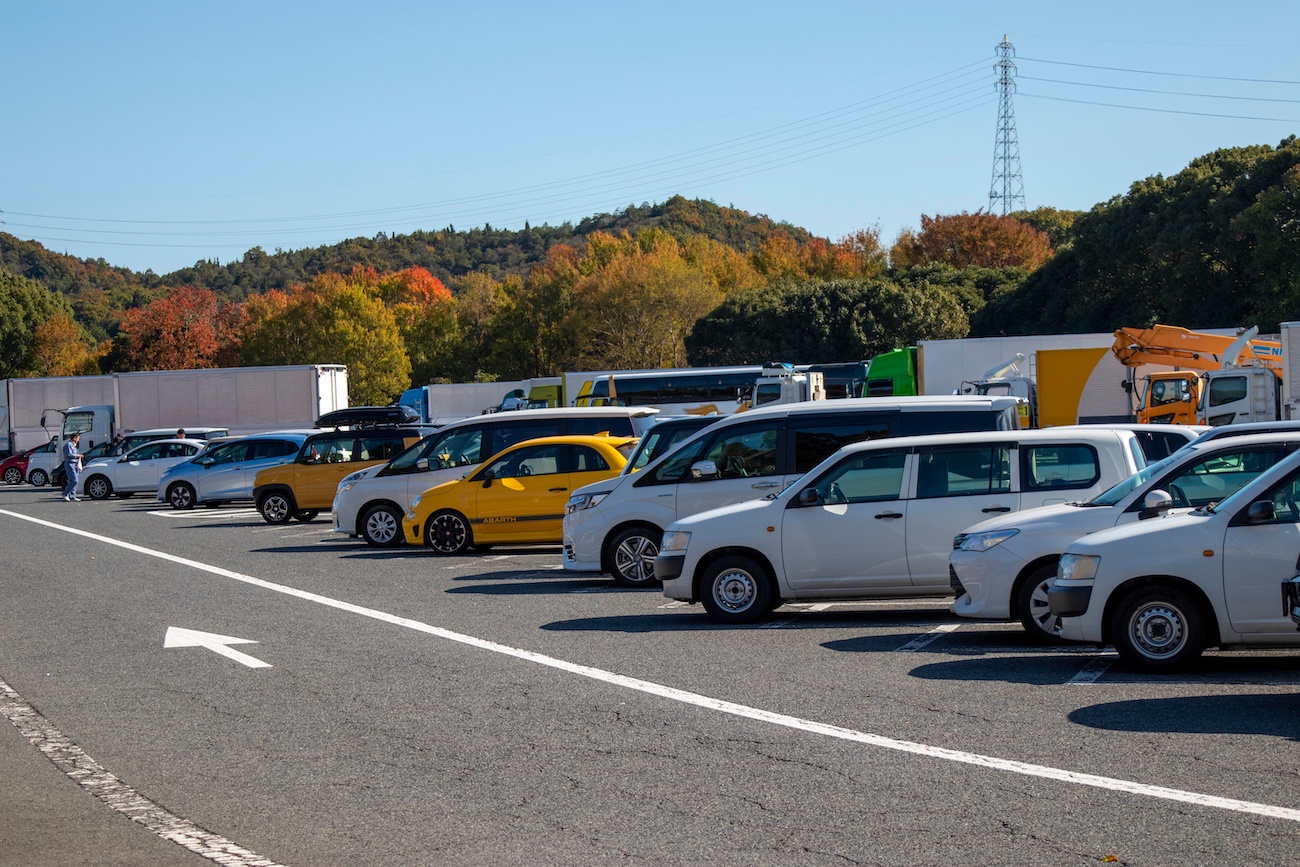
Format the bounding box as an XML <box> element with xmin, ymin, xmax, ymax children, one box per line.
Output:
<box><xmin>562</xmin><ymin>396</ymin><xmax>1024</xmax><ymax>586</ymax></box>
<box><xmin>332</xmin><ymin>407</ymin><xmax>659</xmax><ymax>546</ymax></box>
<box><xmin>655</xmin><ymin>427</ymin><xmax>1145</xmax><ymax>623</ymax></box>
<box><xmin>951</xmin><ymin>432</ymin><xmax>1300</xmax><ymax>642</ymax></box>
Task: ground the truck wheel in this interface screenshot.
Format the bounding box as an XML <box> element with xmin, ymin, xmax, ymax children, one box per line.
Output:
<box><xmin>361</xmin><ymin>504</ymin><xmax>404</xmax><ymax>547</ymax></box>
<box><xmin>168</xmin><ymin>482</ymin><xmax>196</xmax><ymax>510</ymax></box>
<box><xmin>293</xmin><ymin>510</ymin><xmax>319</xmax><ymax>522</ymax></box>
<box><xmin>606</xmin><ymin>525</ymin><xmax>661</xmax><ymax>587</ymax></box>
<box><xmin>3</xmin><ymin>467</ymin><xmax>21</xmax><ymax>485</ymax></box>
<box><xmin>699</xmin><ymin>555</ymin><xmax>775</xmax><ymax>624</ymax></box>
<box><xmin>1016</xmin><ymin>563</ymin><xmax>1063</xmax><ymax>643</ymax></box>
<box><xmin>259</xmin><ymin>492</ymin><xmax>294</xmax><ymax>525</ymax></box>
<box><xmin>85</xmin><ymin>475</ymin><xmax>112</xmax><ymax>500</ymax></box>
<box><xmin>1111</xmin><ymin>586</ymin><xmax>1206</xmax><ymax>673</ymax></box>
<box><xmin>28</xmin><ymin>469</ymin><xmax>48</xmax><ymax>487</ymax></box>
<box><xmin>425</xmin><ymin>510</ymin><xmax>471</xmax><ymax>555</ymax></box>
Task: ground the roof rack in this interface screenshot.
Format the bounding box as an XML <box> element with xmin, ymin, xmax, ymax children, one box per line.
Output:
<box><xmin>314</xmin><ymin>405</ymin><xmax>421</xmax><ymax>429</ymax></box>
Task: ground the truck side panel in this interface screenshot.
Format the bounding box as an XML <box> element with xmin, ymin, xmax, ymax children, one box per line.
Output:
<box><xmin>1036</xmin><ymin>347</ymin><xmax>1133</xmax><ymax>426</ymax></box>
<box><xmin>3</xmin><ymin>375</ymin><xmax>116</xmax><ymax>453</ymax></box>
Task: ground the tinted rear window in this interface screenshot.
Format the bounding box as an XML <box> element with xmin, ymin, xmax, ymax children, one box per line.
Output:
<box><xmin>901</xmin><ymin>410</ymin><xmax>1003</xmax><ymax>436</ymax></box>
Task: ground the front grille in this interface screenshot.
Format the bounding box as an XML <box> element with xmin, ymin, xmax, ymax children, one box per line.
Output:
<box><xmin>949</xmin><ymin>564</ymin><xmax>966</xmax><ymax>596</ymax></box>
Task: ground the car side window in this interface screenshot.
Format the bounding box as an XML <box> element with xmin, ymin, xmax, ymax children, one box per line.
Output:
<box><xmin>790</xmin><ymin>416</ymin><xmax>893</xmax><ymax>474</ymax></box>
<box><xmin>491</xmin><ymin>422</ymin><xmax>563</xmax><ymax>454</ymax></box>
<box><xmin>131</xmin><ymin>444</ymin><xmax>168</xmax><ymax>460</ymax></box>
<box><xmin>568</xmin><ymin>416</ymin><xmax>634</xmax><ymax>437</ymax></box>
<box><xmin>703</xmin><ymin>423</ymin><xmax>781</xmax><ymax>480</ymax></box>
<box><xmin>806</xmin><ymin>450</ymin><xmax>907</xmax><ymax>505</ymax></box>
<box><xmin>250</xmin><ymin>440</ymin><xmax>297</xmax><ymax>460</ymax></box>
<box><xmin>1021</xmin><ymin>445</ymin><xmax>1100</xmax><ymax>490</ymax></box>
<box><xmin>1169</xmin><ymin>447</ymin><xmax>1296</xmax><ymax>510</ymax></box>
<box><xmin>303</xmin><ymin>436</ymin><xmax>350</xmax><ymax>464</ymax></box>
<box><xmin>643</xmin><ymin>437</ymin><xmax>708</xmax><ymax>486</ymax></box>
<box><xmin>571</xmin><ymin>445</ymin><xmax>610</xmax><ymax>473</ymax></box>
<box><xmin>485</xmin><ymin>444</ymin><xmax>562</xmax><ymax>479</ymax></box>
<box><xmin>915</xmin><ymin>445</ymin><xmax>1011</xmax><ymax>498</ymax></box>
<box><xmin>356</xmin><ymin>436</ymin><xmax>405</xmax><ymax>462</ymax></box>
<box><xmin>211</xmin><ymin>443</ymin><xmax>252</xmax><ymax>464</ymax></box>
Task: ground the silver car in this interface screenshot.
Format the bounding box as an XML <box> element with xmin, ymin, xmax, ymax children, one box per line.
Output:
<box><xmin>157</xmin><ymin>431</ymin><xmax>311</xmax><ymax>509</ymax></box>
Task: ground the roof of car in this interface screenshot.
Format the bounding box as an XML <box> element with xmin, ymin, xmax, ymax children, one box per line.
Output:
<box><xmin>722</xmin><ymin>395</ymin><xmax>1023</xmax><ymax>421</ymax></box>
<box><xmin>490</xmin><ymin>434</ymin><xmax>639</xmax><ymax>450</ymax></box>
<box><xmin>833</xmin><ymin>427</ymin><xmax>1138</xmax><ymax>455</ymax></box>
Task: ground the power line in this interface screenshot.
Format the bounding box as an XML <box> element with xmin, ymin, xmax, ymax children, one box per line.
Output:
<box><xmin>1018</xmin><ymin>56</ymin><xmax>1300</xmax><ymax>86</ymax></box>
<box><xmin>1020</xmin><ymin>75</ymin><xmax>1300</xmax><ymax>104</ymax></box>
<box><xmin>1019</xmin><ymin>92</ymin><xmax>1300</xmax><ymax>123</ymax></box>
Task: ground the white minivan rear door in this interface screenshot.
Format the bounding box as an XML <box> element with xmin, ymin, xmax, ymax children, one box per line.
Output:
<box><xmin>905</xmin><ymin>443</ymin><xmax>1017</xmax><ymax>590</ymax></box>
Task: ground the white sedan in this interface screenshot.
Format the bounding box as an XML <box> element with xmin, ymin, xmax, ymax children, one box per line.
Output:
<box><xmin>79</xmin><ymin>439</ymin><xmax>206</xmax><ymax>500</ymax></box>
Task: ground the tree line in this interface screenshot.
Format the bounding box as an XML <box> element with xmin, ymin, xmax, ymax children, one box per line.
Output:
<box><xmin>3</xmin><ymin>136</ymin><xmax>1297</xmax><ymax>405</ymax></box>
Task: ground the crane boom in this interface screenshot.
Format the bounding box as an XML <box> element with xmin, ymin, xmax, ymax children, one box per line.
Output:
<box><xmin>1112</xmin><ymin>325</ymin><xmax>1282</xmax><ymax>371</ymax></box>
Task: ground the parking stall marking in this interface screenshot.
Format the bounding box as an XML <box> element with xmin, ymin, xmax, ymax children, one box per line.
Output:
<box><xmin>5</xmin><ymin>506</ymin><xmax>1300</xmax><ymax>825</ymax></box>
<box><xmin>149</xmin><ymin>508</ymin><xmax>261</xmax><ymax>520</ymax></box>
<box><xmin>1067</xmin><ymin>652</ymin><xmax>1119</xmax><ymax>684</ymax></box>
<box><xmin>896</xmin><ymin>623</ymin><xmax>963</xmax><ymax>651</ymax></box>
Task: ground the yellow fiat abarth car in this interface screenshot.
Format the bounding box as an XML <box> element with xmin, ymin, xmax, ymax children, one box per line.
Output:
<box><xmin>403</xmin><ymin>434</ymin><xmax>637</xmax><ymax>554</ymax></box>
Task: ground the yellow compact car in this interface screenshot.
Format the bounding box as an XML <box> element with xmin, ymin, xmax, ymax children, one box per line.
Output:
<box><xmin>403</xmin><ymin>435</ymin><xmax>636</xmax><ymax>554</ymax></box>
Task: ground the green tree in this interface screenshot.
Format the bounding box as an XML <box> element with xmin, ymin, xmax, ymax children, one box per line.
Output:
<box><xmin>240</xmin><ymin>270</ymin><xmax>411</xmax><ymax>405</ymax></box>
<box><xmin>0</xmin><ymin>267</ymin><xmax>77</xmax><ymax>377</ymax></box>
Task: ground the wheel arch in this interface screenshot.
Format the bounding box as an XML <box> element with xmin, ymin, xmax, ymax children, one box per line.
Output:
<box><xmin>692</xmin><ymin>546</ymin><xmax>781</xmax><ymax>603</ymax></box>
<box><xmin>255</xmin><ymin>484</ymin><xmax>298</xmax><ymax>510</ymax></box>
<box><xmin>600</xmin><ymin>520</ymin><xmax>664</xmax><ymax>573</ymax></box>
<box><xmin>1010</xmin><ymin>555</ymin><xmax>1063</xmax><ymax>619</ymax></box>
<box><xmin>1100</xmin><ymin>575</ymin><xmax>1221</xmax><ymax>647</ymax></box>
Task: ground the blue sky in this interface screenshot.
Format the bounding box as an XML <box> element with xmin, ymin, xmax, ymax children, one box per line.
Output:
<box><xmin>3</xmin><ymin>1</ymin><xmax>1298</xmax><ymax>274</ymax></box>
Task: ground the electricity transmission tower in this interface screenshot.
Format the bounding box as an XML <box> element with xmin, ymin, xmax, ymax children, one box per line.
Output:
<box><xmin>988</xmin><ymin>34</ymin><xmax>1025</xmax><ymax>215</ymax></box>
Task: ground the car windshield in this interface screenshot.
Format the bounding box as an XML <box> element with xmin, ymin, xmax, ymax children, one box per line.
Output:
<box><xmin>1084</xmin><ymin>451</ymin><xmax>1182</xmax><ymax>506</ymax></box>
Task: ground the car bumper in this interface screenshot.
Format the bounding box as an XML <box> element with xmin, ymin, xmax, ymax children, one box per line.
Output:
<box><xmin>654</xmin><ymin>553</ymin><xmax>685</xmax><ymax>583</ymax></box>
<box><xmin>562</xmin><ymin>510</ymin><xmax>611</xmax><ymax>573</ymax></box>
<box><xmin>949</xmin><ymin>546</ymin><xmax>1028</xmax><ymax>621</ymax></box>
<box><xmin>332</xmin><ymin>491</ymin><xmax>358</xmax><ymax>535</ymax></box>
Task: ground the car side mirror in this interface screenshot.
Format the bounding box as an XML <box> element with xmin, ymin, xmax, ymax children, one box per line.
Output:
<box><xmin>1246</xmin><ymin>500</ymin><xmax>1276</xmax><ymax>524</ymax></box>
<box><xmin>1138</xmin><ymin>488</ymin><xmax>1174</xmax><ymax>520</ymax></box>
<box><xmin>798</xmin><ymin>487</ymin><xmax>821</xmax><ymax>507</ymax></box>
<box><xmin>415</xmin><ymin>457</ymin><xmax>429</xmax><ymax>471</ymax></box>
<box><xmin>690</xmin><ymin>459</ymin><xmax>720</xmax><ymax>481</ymax></box>
<box><xmin>481</xmin><ymin>469</ymin><xmax>494</xmax><ymax>488</ymax></box>
<box><xmin>198</xmin><ymin>457</ymin><xmax>216</xmax><ymax>467</ymax></box>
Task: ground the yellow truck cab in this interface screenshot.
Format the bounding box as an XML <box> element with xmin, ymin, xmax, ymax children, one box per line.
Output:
<box><xmin>252</xmin><ymin>406</ymin><xmax>429</xmax><ymax>524</ymax></box>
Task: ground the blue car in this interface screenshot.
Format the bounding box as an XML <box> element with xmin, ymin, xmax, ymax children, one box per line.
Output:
<box><xmin>157</xmin><ymin>431</ymin><xmax>312</xmax><ymax>510</ymax></box>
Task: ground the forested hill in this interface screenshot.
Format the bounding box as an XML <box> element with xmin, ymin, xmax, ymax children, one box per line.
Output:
<box><xmin>0</xmin><ymin>196</ymin><xmax>813</xmax><ymax>336</ymax></box>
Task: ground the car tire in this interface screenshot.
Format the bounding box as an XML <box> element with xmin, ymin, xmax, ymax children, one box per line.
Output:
<box><xmin>258</xmin><ymin>492</ymin><xmax>294</xmax><ymax>525</ymax></box>
<box><xmin>168</xmin><ymin>482</ymin><xmax>197</xmax><ymax>510</ymax></box>
<box><xmin>114</xmin><ymin>492</ymin><xmax>133</xmax><ymax>499</ymax></box>
<box><xmin>606</xmin><ymin>525</ymin><xmax>661</xmax><ymax>587</ymax></box>
<box><xmin>360</xmin><ymin>504</ymin><xmax>404</xmax><ymax>548</ymax></box>
<box><xmin>425</xmin><ymin>510</ymin><xmax>471</xmax><ymax>555</ymax></box>
<box><xmin>1111</xmin><ymin>585</ymin><xmax>1207</xmax><ymax>673</ymax></box>
<box><xmin>85</xmin><ymin>475</ymin><xmax>113</xmax><ymax>500</ymax></box>
<box><xmin>699</xmin><ymin>554</ymin><xmax>775</xmax><ymax>624</ymax></box>
<box><xmin>3</xmin><ymin>467</ymin><xmax>21</xmax><ymax>485</ymax></box>
<box><xmin>28</xmin><ymin>469</ymin><xmax>48</xmax><ymax>487</ymax></box>
<box><xmin>293</xmin><ymin>510</ymin><xmax>319</xmax><ymax>522</ymax></box>
<box><xmin>1016</xmin><ymin>562</ymin><xmax>1064</xmax><ymax>643</ymax></box>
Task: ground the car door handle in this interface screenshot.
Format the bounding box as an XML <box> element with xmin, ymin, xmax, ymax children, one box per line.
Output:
<box><xmin>549</xmin><ymin>487</ymin><xmax>567</xmax><ymax>492</ymax></box>
<box><xmin>981</xmin><ymin>506</ymin><xmax>1012</xmax><ymax>513</ymax></box>
<box><xmin>752</xmin><ymin>482</ymin><xmax>782</xmax><ymax>489</ymax></box>
<box><xmin>874</xmin><ymin>511</ymin><xmax>903</xmax><ymax>519</ymax></box>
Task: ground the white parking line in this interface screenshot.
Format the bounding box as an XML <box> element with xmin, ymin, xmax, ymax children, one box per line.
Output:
<box><xmin>896</xmin><ymin>623</ymin><xmax>963</xmax><ymax>651</ymax></box>
<box><xmin>5</xmin><ymin>506</ymin><xmax>1300</xmax><ymax>825</ymax></box>
<box><xmin>1068</xmin><ymin>652</ymin><xmax>1119</xmax><ymax>684</ymax></box>
<box><xmin>149</xmin><ymin>508</ymin><xmax>260</xmax><ymax>520</ymax></box>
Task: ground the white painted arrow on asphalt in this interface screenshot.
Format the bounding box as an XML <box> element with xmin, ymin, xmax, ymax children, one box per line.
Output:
<box><xmin>163</xmin><ymin>627</ymin><xmax>271</xmax><ymax>669</ymax></box>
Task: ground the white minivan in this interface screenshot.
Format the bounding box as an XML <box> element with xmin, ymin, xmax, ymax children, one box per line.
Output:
<box><xmin>951</xmin><ymin>432</ymin><xmax>1300</xmax><ymax>641</ymax></box>
<box><xmin>1049</xmin><ymin>448</ymin><xmax>1300</xmax><ymax>672</ymax></box>
<box><xmin>655</xmin><ymin>427</ymin><xmax>1145</xmax><ymax>623</ymax></box>
<box><xmin>563</xmin><ymin>396</ymin><xmax>1025</xmax><ymax>586</ymax></box>
<box><xmin>332</xmin><ymin>407</ymin><xmax>659</xmax><ymax>546</ymax></box>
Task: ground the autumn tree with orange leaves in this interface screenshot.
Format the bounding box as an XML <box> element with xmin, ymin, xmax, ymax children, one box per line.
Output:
<box><xmin>890</xmin><ymin>212</ymin><xmax>1053</xmax><ymax>270</ymax></box>
<box><xmin>111</xmin><ymin>287</ymin><xmax>241</xmax><ymax>371</ymax></box>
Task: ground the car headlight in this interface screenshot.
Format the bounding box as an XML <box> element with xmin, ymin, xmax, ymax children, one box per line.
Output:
<box><xmin>336</xmin><ymin>480</ymin><xmax>357</xmax><ymax>495</ymax></box>
<box><xmin>1057</xmin><ymin>553</ymin><xmax>1100</xmax><ymax>582</ymax></box>
<box><xmin>956</xmin><ymin>529</ymin><xmax>1020</xmax><ymax>552</ymax></box>
<box><xmin>565</xmin><ymin>490</ymin><xmax>610</xmax><ymax>515</ymax></box>
<box><xmin>659</xmin><ymin>530</ymin><xmax>691</xmax><ymax>553</ymax></box>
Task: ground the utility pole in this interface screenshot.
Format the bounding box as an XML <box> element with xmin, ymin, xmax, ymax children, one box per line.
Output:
<box><xmin>989</xmin><ymin>34</ymin><xmax>1026</xmax><ymax>215</ymax></box>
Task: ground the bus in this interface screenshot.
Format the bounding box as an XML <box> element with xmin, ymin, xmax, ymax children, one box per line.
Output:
<box><xmin>571</xmin><ymin>366</ymin><xmax>765</xmax><ymax>415</ymax></box>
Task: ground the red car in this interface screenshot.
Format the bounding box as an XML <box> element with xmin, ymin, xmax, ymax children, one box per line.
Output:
<box><xmin>0</xmin><ymin>446</ymin><xmax>38</xmax><ymax>485</ymax></box>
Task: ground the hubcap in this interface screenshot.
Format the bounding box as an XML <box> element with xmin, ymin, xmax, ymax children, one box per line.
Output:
<box><xmin>4</xmin><ymin>468</ymin><xmax>20</xmax><ymax>484</ymax></box>
<box><xmin>714</xmin><ymin>569</ymin><xmax>757</xmax><ymax>612</ymax></box>
<box><xmin>1130</xmin><ymin>604</ymin><xmax>1185</xmax><ymax>658</ymax></box>
<box><xmin>171</xmin><ymin>486</ymin><xmax>193</xmax><ymax>508</ymax></box>
<box><xmin>1027</xmin><ymin>579</ymin><xmax>1060</xmax><ymax>636</ymax></box>
<box><xmin>263</xmin><ymin>496</ymin><xmax>290</xmax><ymax>522</ymax></box>
<box><xmin>89</xmin><ymin>479</ymin><xmax>108</xmax><ymax>498</ymax></box>
<box><xmin>614</xmin><ymin>535</ymin><xmax>657</xmax><ymax>583</ymax></box>
<box><xmin>366</xmin><ymin>510</ymin><xmax>398</xmax><ymax>544</ymax></box>
<box><xmin>430</xmin><ymin>515</ymin><xmax>466</xmax><ymax>552</ymax></box>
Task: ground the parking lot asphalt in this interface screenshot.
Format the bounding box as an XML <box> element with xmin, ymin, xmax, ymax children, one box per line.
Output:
<box><xmin>2</xmin><ymin>483</ymin><xmax>1299</xmax><ymax>866</ymax></box>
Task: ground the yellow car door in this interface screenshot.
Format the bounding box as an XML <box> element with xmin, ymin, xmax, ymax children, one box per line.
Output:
<box><xmin>474</xmin><ymin>443</ymin><xmax>568</xmax><ymax>544</ymax></box>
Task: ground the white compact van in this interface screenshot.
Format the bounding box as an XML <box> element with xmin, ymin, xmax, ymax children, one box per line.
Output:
<box><xmin>332</xmin><ymin>407</ymin><xmax>659</xmax><ymax>546</ymax></box>
<box><xmin>655</xmin><ymin>427</ymin><xmax>1145</xmax><ymax>623</ymax></box>
<box><xmin>563</xmin><ymin>396</ymin><xmax>1024</xmax><ymax>586</ymax></box>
